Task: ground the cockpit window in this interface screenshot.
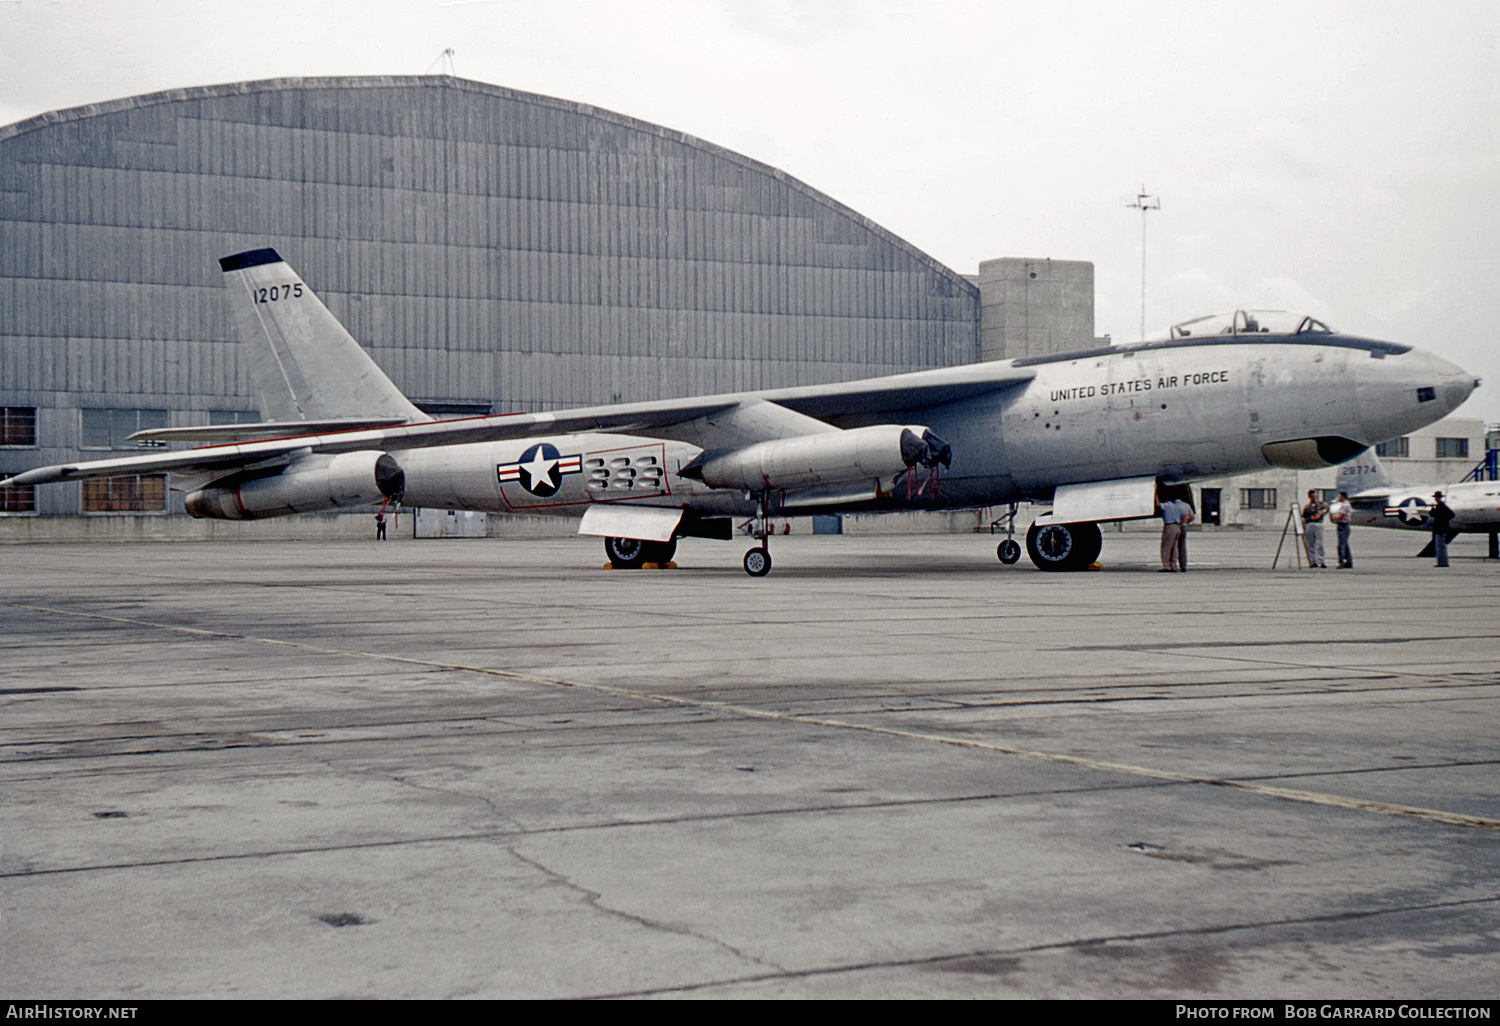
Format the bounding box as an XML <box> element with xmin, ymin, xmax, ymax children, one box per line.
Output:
<box><xmin>1295</xmin><ymin>316</ymin><xmax>1333</xmax><ymax>334</ymax></box>
<box><xmin>1169</xmin><ymin>310</ymin><xmax>1336</xmax><ymax>339</ymax></box>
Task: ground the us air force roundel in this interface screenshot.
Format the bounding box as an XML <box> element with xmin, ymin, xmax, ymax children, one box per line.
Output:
<box><xmin>1385</xmin><ymin>496</ymin><xmax>1432</xmax><ymax>526</ymax></box>
<box><xmin>497</xmin><ymin>443</ymin><xmax>583</xmax><ymax>497</ymax></box>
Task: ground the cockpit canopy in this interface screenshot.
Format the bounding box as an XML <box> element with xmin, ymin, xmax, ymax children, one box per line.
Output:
<box><xmin>1168</xmin><ymin>310</ymin><xmax>1335</xmax><ymax>339</ymax></box>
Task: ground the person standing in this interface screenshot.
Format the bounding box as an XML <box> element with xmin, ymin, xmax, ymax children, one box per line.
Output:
<box><xmin>1159</xmin><ymin>495</ymin><xmax>1187</xmax><ymax>572</ymax></box>
<box><xmin>1174</xmin><ymin>495</ymin><xmax>1195</xmax><ymax>572</ymax></box>
<box><xmin>375</xmin><ymin>510</ymin><xmax>387</xmax><ymax>541</ymax></box>
<box><xmin>1329</xmin><ymin>491</ymin><xmax>1353</xmax><ymax>568</ymax></box>
<box><xmin>1431</xmin><ymin>491</ymin><xmax>1454</xmax><ymax>567</ymax></box>
<box><xmin>1302</xmin><ymin>490</ymin><xmax>1328</xmax><ymax>568</ymax></box>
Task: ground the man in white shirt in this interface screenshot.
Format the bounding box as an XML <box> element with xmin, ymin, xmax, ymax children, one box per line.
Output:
<box><xmin>1328</xmin><ymin>491</ymin><xmax>1353</xmax><ymax>568</ymax></box>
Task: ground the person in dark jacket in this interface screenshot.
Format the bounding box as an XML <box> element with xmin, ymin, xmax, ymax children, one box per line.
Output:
<box><xmin>1431</xmin><ymin>492</ymin><xmax>1454</xmax><ymax>567</ymax></box>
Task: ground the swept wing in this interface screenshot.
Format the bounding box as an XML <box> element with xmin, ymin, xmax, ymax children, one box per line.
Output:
<box><xmin>1</xmin><ymin>365</ymin><xmax>1035</xmax><ymax>489</ymax></box>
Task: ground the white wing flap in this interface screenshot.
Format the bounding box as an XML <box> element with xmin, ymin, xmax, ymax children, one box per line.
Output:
<box><xmin>1037</xmin><ymin>476</ymin><xmax>1160</xmax><ymax>525</ymax></box>
<box><xmin>578</xmin><ymin>504</ymin><xmax>683</xmax><ymax>542</ymax></box>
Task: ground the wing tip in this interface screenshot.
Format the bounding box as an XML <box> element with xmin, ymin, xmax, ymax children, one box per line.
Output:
<box><xmin>219</xmin><ymin>248</ymin><xmax>284</xmax><ymax>273</ymax></box>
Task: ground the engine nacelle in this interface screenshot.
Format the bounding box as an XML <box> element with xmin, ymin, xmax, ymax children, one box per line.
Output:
<box><xmin>185</xmin><ymin>451</ymin><xmax>405</xmax><ymax>520</ymax></box>
<box><xmin>684</xmin><ymin>425</ymin><xmax>943</xmax><ymax>493</ymax></box>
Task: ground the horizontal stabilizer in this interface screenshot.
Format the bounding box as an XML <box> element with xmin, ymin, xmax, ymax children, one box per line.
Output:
<box><xmin>128</xmin><ymin>417</ymin><xmax>412</xmax><ymax>444</ymax></box>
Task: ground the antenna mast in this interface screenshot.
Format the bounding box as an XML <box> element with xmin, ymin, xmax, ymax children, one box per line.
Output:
<box><xmin>1125</xmin><ymin>185</ymin><xmax>1160</xmax><ymax>341</ymax></box>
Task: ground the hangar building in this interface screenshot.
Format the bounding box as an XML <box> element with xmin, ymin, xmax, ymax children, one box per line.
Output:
<box><xmin>1</xmin><ymin>75</ymin><xmax>1102</xmax><ymax>520</ymax></box>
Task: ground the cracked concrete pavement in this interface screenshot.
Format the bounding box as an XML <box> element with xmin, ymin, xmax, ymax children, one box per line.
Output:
<box><xmin>1</xmin><ymin>529</ymin><xmax>1497</xmax><ymax>998</ymax></box>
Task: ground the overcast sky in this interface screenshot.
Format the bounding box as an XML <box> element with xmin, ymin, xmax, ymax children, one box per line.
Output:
<box><xmin>3</xmin><ymin>0</ymin><xmax>1496</xmax><ymax>423</ymax></box>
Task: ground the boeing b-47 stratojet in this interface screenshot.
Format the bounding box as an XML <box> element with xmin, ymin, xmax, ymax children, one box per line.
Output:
<box><xmin>1</xmin><ymin>251</ymin><xmax>1478</xmax><ymax>575</ymax></box>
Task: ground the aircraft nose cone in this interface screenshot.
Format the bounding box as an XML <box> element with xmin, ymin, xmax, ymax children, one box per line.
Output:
<box><xmin>1434</xmin><ymin>357</ymin><xmax>1480</xmax><ymax>413</ymax></box>
<box><xmin>1418</xmin><ymin>349</ymin><xmax>1479</xmax><ymax>416</ymax></box>
<box><xmin>1356</xmin><ymin>346</ymin><xmax>1476</xmax><ymax>443</ymax></box>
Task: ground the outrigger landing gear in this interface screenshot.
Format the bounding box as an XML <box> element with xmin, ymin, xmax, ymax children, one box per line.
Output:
<box><xmin>742</xmin><ymin>490</ymin><xmax>775</xmax><ymax>577</ymax></box>
<box><xmin>993</xmin><ymin>502</ymin><xmax>1021</xmax><ymax>564</ymax></box>
<box><xmin>743</xmin><ymin>546</ymin><xmax>771</xmax><ymax>576</ymax></box>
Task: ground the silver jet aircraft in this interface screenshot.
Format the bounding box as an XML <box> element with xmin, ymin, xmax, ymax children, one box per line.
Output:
<box><xmin>1</xmin><ymin>252</ymin><xmax>1479</xmax><ymax>575</ymax></box>
<box><xmin>1336</xmin><ymin>452</ymin><xmax>1500</xmax><ymax>555</ymax></box>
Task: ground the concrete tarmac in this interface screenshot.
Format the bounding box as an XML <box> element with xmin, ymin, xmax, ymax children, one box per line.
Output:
<box><xmin>1</xmin><ymin>527</ymin><xmax>1497</xmax><ymax>999</ymax></box>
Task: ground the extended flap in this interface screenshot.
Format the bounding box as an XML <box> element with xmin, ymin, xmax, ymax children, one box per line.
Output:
<box><xmin>1037</xmin><ymin>476</ymin><xmax>1159</xmax><ymax>525</ymax></box>
<box><xmin>578</xmin><ymin>503</ymin><xmax>684</xmax><ymax>542</ymax></box>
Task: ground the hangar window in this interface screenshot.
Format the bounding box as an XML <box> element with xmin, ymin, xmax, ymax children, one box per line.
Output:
<box><xmin>1435</xmin><ymin>438</ymin><xmax>1469</xmax><ymax>460</ymax></box>
<box><xmin>1240</xmin><ymin>488</ymin><xmax>1278</xmax><ymax>510</ymax></box>
<box><xmin>208</xmin><ymin>410</ymin><xmax>261</xmax><ymax>425</ymax></box>
<box><xmin>2</xmin><ymin>407</ymin><xmax>37</xmax><ymax>446</ymax></box>
<box><xmin>0</xmin><ymin>483</ymin><xmax>36</xmax><ymax>513</ymax></box>
<box><xmin>81</xmin><ymin>474</ymin><xmax>168</xmax><ymax>514</ymax></box>
<box><xmin>81</xmin><ymin>409</ymin><xmax>169</xmax><ymax>449</ymax></box>
<box><xmin>1375</xmin><ymin>437</ymin><xmax>1409</xmax><ymax>458</ymax></box>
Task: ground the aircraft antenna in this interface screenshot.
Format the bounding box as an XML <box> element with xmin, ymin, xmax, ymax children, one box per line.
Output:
<box><xmin>1126</xmin><ymin>185</ymin><xmax>1161</xmax><ymax>341</ymax></box>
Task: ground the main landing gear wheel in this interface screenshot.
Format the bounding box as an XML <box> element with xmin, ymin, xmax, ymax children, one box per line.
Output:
<box><xmin>996</xmin><ymin>539</ymin><xmax>1021</xmax><ymax>564</ymax></box>
<box><xmin>1025</xmin><ymin>521</ymin><xmax>1103</xmax><ymax>571</ymax></box>
<box><xmin>605</xmin><ymin>536</ymin><xmax>675</xmax><ymax>568</ymax></box>
<box><xmin>644</xmin><ymin>538</ymin><xmax>677</xmax><ymax>565</ymax></box>
<box><xmin>743</xmin><ymin>547</ymin><xmax>772</xmax><ymax>577</ymax></box>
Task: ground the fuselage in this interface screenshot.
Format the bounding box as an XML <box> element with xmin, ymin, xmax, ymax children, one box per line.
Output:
<box><xmin>1351</xmin><ymin>481</ymin><xmax>1500</xmax><ymax>532</ymax></box>
<box><xmin>395</xmin><ymin>334</ymin><xmax>1477</xmax><ymax>520</ymax></box>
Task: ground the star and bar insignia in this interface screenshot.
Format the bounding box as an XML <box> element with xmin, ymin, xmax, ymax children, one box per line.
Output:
<box><xmin>1384</xmin><ymin>496</ymin><xmax>1431</xmax><ymax>525</ymax></box>
<box><xmin>497</xmin><ymin>443</ymin><xmax>583</xmax><ymax>497</ymax></box>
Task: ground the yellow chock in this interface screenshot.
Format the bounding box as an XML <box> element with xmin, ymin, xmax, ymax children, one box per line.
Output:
<box><xmin>1088</xmin><ymin>562</ymin><xmax>1103</xmax><ymax>571</ymax></box>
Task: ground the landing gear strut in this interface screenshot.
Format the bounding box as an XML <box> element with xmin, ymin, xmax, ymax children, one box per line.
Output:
<box><xmin>743</xmin><ymin>490</ymin><xmax>774</xmax><ymax>577</ymax></box>
<box><xmin>994</xmin><ymin>502</ymin><xmax>1021</xmax><ymax>563</ymax></box>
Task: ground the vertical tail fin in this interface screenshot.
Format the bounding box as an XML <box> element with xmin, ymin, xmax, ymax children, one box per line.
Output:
<box><xmin>1335</xmin><ymin>449</ymin><xmax>1397</xmax><ymax>495</ymax></box>
<box><xmin>219</xmin><ymin>249</ymin><xmax>430</xmax><ymax>424</ymax></box>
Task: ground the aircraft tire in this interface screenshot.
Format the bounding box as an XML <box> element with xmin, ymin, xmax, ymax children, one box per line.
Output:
<box><xmin>604</xmin><ymin>536</ymin><xmax>648</xmax><ymax>569</ymax></box>
<box><xmin>997</xmin><ymin>539</ymin><xmax>1021</xmax><ymax>564</ymax></box>
<box><xmin>643</xmin><ymin>538</ymin><xmax>677</xmax><ymax>565</ymax></box>
<box><xmin>743</xmin><ymin>547</ymin><xmax>772</xmax><ymax>577</ymax></box>
<box><xmin>1026</xmin><ymin>521</ymin><xmax>1101</xmax><ymax>571</ymax></box>
<box><xmin>1073</xmin><ymin>522</ymin><xmax>1103</xmax><ymax>566</ymax></box>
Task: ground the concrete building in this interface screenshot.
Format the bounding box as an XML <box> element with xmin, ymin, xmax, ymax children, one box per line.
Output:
<box><xmin>974</xmin><ymin>258</ymin><xmax>1095</xmax><ymax>361</ymax></box>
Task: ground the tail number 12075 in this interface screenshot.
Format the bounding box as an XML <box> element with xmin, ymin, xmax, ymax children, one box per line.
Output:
<box><xmin>254</xmin><ymin>283</ymin><xmax>304</xmax><ymax>303</ymax></box>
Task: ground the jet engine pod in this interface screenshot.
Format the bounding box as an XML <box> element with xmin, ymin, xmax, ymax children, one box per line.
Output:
<box><xmin>1261</xmin><ymin>436</ymin><xmax>1368</xmax><ymax>470</ymax></box>
<box><xmin>186</xmin><ymin>451</ymin><xmax>404</xmax><ymax>520</ymax></box>
<box><xmin>686</xmin><ymin>424</ymin><xmax>941</xmax><ymax>492</ymax></box>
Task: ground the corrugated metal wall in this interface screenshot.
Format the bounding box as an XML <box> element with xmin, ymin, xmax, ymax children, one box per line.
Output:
<box><xmin>0</xmin><ymin>76</ymin><xmax>979</xmax><ymax>513</ymax></box>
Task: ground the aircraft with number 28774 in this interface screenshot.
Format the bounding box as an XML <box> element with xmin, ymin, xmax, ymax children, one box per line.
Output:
<box><xmin>1</xmin><ymin>251</ymin><xmax>1479</xmax><ymax>575</ymax></box>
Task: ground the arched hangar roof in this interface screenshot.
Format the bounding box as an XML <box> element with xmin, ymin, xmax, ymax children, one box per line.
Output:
<box><xmin>0</xmin><ymin>75</ymin><xmax>979</xmax><ymax>415</ymax></box>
